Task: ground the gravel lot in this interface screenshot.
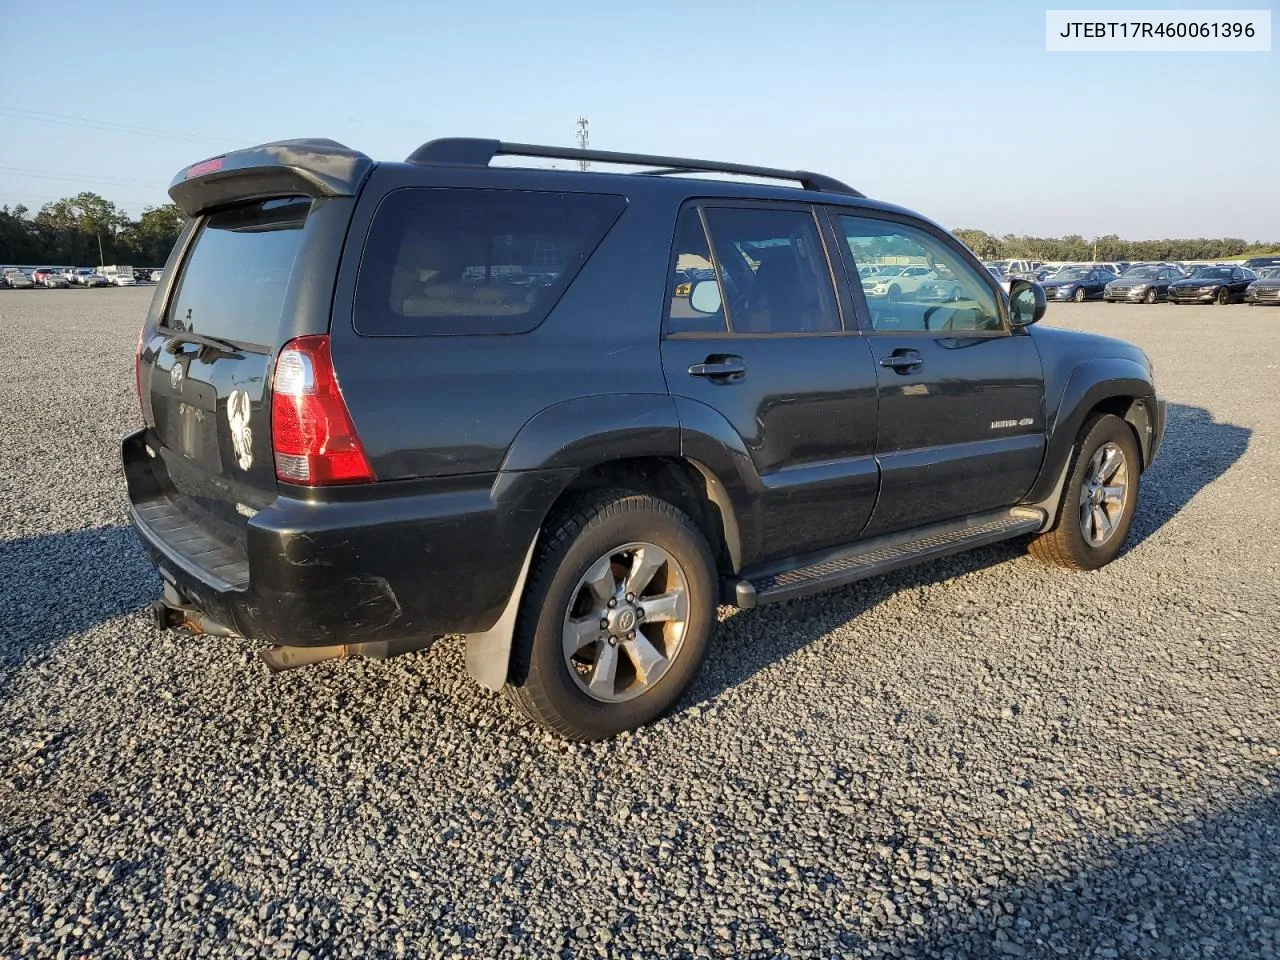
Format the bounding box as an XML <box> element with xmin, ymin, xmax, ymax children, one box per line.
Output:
<box><xmin>1</xmin><ymin>288</ymin><xmax>1277</xmax><ymax>959</ymax></box>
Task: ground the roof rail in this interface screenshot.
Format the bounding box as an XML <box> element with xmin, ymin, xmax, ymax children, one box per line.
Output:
<box><xmin>405</xmin><ymin>138</ymin><xmax>864</xmax><ymax>198</ymax></box>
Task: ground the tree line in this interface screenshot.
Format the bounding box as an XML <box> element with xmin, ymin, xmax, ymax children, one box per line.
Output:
<box><xmin>3</xmin><ymin>191</ymin><xmax>1276</xmax><ymax>268</ymax></box>
<box><xmin>0</xmin><ymin>192</ymin><xmax>185</xmax><ymax>268</ymax></box>
<box><xmin>952</xmin><ymin>228</ymin><xmax>1279</xmax><ymax>263</ymax></box>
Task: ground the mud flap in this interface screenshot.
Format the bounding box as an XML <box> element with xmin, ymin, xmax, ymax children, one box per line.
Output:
<box><xmin>464</xmin><ymin>538</ymin><xmax>537</xmax><ymax>692</ymax></box>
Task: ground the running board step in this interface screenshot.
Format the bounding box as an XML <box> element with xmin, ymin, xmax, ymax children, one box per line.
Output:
<box><xmin>744</xmin><ymin>508</ymin><xmax>1045</xmax><ymax>606</ymax></box>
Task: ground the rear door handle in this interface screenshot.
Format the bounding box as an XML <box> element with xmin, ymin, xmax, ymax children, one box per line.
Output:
<box><xmin>688</xmin><ymin>356</ymin><xmax>746</xmax><ymax>380</ymax></box>
<box><xmin>879</xmin><ymin>352</ymin><xmax>923</xmax><ymax>371</ymax></box>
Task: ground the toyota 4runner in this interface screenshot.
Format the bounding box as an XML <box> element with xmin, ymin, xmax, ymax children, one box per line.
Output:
<box><xmin>124</xmin><ymin>138</ymin><xmax>1166</xmax><ymax>740</ymax></box>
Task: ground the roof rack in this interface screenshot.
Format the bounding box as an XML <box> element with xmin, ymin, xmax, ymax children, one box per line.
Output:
<box><xmin>405</xmin><ymin>138</ymin><xmax>864</xmax><ymax>198</ymax></box>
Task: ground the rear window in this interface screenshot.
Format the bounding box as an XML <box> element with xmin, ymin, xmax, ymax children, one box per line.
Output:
<box><xmin>354</xmin><ymin>188</ymin><xmax>626</xmax><ymax>336</ymax></box>
<box><xmin>164</xmin><ymin>197</ymin><xmax>310</xmax><ymax>345</ymax></box>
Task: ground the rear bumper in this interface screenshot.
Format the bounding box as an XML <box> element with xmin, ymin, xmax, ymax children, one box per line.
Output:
<box><xmin>123</xmin><ymin>429</ymin><xmax>566</xmax><ymax>647</ymax></box>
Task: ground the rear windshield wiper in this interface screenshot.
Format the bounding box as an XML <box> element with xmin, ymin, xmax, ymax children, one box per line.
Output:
<box><xmin>162</xmin><ymin>329</ymin><xmax>268</xmax><ymax>355</ymax></box>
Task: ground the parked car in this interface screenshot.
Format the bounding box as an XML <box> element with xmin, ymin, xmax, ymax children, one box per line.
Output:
<box><xmin>1167</xmin><ymin>266</ymin><xmax>1256</xmax><ymax>304</ymax></box>
<box><xmin>1242</xmin><ymin>257</ymin><xmax>1280</xmax><ymax>272</ymax></box>
<box><xmin>1103</xmin><ymin>265</ymin><xmax>1183</xmax><ymax>304</ymax></box>
<box><xmin>982</xmin><ymin>266</ymin><xmax>1014</xmax><ymax>296</ymax></box>
<box><xmin>32</xmin><ymin>268</ymin><xmax>70</xmax><ymax>288</ymax></box>
<box><xmin>916</xmin><ymin>264</ymin><xmax>968</xmax><ymax>301</ymax></box>
<box><xmin>672</xmin><ymin>267</ymin><xmax>715</xmax><ymax>297</ymax></box>
<box><xmin>68</xmin><ymin>268</ymin><xmax>109</xmax><ymax>287</ymax></box>
<box><xmin>127</xmin><ymin>136</ymin><xmax>1165</xmax><ymax>740</ymax></box>
<box><xmin>1041</xmin><ymin>266</ymin><xmax>1113</xmax><ymax>302</ymax></box>
<box><xmin>2</xmin><ymin>269</ymin><xmax>34</xmax><ymax>289</ymax></box>
<box><xmin>1244</xmin><ymin>266</ymin><xmax>1280</xmax><ymax>305</ymax></box>
<box><xmin>1091</xmin><ymin>262</ymin><xmax>1128</xmax><ymax>276</ymax></box>
<box><xmin>99</xmin><ymin>265</ymin><xmax>137</xmax><ymax>286</ymax></box>
<box><xmin>861</xmin><ymin>264</ymin><xmax>939</xmax><ymax>299</ymax></box>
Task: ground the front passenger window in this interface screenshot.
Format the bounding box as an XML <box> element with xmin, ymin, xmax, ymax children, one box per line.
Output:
<box><xmin>839</xmin><ymin>216</ymin><xmax>1003</xmax><ymax>333</ymax></box>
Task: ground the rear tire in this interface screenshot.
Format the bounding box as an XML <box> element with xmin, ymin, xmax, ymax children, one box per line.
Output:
<box><xmin>505</xmin><ymin>490</ymin><xmax>717</xmax><ymax>741</ymax></box>
<box><xmin>1029</xmin><ymin>414</ymin><xmax>1140</xmax><ymax>571</ymax></box>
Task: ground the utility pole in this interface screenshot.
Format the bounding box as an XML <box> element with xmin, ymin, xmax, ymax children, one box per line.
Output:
<box><xmin>97</xmin><ymin>232</ymin><xmax>104</xmax><ymax>267</ymax></box>
<box><xmin>575</xmin><ymin>116</ymin><xmax>589</xmax><ymax>171</ymax></box>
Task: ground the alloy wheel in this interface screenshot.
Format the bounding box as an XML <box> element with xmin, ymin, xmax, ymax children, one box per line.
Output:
<box><xmin>561</xmin><ymin>542</ymin><xmax>690</xmax><ymax>703</ymax></box>
<box><xmin>1078</xmin><ymin>442</ymin><xmax>1129</xmax><ymax>548</ymax></box>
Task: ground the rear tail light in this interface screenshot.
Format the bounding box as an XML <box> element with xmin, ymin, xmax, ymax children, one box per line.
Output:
<box><xmin>271</xmin><ymin>335</ymin><xmax>374</xmax><ymax>485</ymax></box>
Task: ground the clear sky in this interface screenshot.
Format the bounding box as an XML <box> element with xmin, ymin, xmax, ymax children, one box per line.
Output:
<box><xmin>1</xmin><ymin>0</ymin><xmax>1276</xmax><ymax>239</ymax></box>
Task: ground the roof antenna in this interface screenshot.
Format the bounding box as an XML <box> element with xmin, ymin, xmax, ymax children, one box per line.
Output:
<box><xmin>575</xmin><ymin>116</ymin><xmax>589</xmax><ymax>171</ymax></box>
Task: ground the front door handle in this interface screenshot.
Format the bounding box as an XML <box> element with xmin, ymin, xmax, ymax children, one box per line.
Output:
<box><xmin>879</xmin><ymin>351</ymin><xmax>923</xmax><ymax>372</ymax></box>
<box><xmin>688</xmin><ymin>356</ymin><xmax>746</xmax><ymax>381</ymax></box>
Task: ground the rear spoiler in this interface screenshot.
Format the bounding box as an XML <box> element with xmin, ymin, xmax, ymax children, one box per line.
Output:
<box><xmin>168</xmin><ymin>139</ymin><xmax>375</xmax><ymax>217</ymax></box>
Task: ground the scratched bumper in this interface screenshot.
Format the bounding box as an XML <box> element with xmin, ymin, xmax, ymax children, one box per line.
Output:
<box><xmin>123</xmin><ymin>429</ymin><xmax>559</xmax><ymax>647</ymax></box>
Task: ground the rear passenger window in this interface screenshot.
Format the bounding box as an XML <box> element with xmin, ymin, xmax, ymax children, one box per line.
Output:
<box><xmin>355</xmin><ymin>188</ymin><xmax>626</xmax><ymax>336</ymax></box>
<box><xmin>703</xmin><ymin>207</ymin><xmax>840</xmax><ymax>334</ymax></box>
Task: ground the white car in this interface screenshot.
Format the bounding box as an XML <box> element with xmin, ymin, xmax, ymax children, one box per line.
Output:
<box><xmin>862</xmin><ymin>265</ymin><xmax>938</xmax><ymax>299</ymax></box>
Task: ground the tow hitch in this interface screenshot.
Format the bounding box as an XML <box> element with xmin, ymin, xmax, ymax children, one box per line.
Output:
<box><xmin>149</xmin><ymin>589</ymin><xmax>239</xmax><ymax>639</ymax></box>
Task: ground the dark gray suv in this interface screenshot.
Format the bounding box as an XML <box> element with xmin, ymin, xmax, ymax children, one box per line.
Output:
<box><xmin>125</xmin><ymin>138</ymin><xmax>1166</xmax><ymax>739</ymax></box>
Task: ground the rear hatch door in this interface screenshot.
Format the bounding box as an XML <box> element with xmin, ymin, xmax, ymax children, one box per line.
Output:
<box><xmin>143</xmin><ymin>197</ymin><xmax>311</xmax><ymax>545</ymax></box>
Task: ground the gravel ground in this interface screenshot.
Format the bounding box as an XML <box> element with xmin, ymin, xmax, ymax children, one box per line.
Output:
<box><xmin>1</xmin><ymin>288</ymin><xmax>1277</xmax><ymax>960</ymax></box>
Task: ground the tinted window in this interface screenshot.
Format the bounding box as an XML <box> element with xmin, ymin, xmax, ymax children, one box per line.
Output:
<box><xmin>665</xmin><ymin>208</ymin><xmax>726</xmax><ymax>334</ymax></box>
<box><xmin>355</xmin><ymin>188</ymin><xmax>625</xmax><ymax>336</ymax></box>
<box><xmin>165</xmin><ymin>197</ymin><xmax>310</xmax><ymax>345</ymax></box>
<box><xmin>839</xmin><ymin>216</ymin><xmax>1003</xmax><ymax>333</ymax></box>
<box><xmin>702</xmin><ymin>207</ymin><xmax>839</xmax><ymax>334</ymax></box>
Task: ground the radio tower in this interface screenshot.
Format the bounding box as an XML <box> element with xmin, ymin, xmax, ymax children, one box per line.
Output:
<box><xmin>575</xmin><ymin>116</ymin><xmax>590</xmax><ymax>171</ymax></box>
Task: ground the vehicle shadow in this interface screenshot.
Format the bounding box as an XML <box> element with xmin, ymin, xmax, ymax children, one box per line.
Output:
<box><xmin>683</xmin><ymin>401</ymin><xmax>1249</xmax><ymax>711</ymax></box>
<box><xmin>1127</xmin><ymin>401</ymin><xmax>1250</xmax><ymax>544</ymax></box>
<box><xmin>0</xmin><ymin>524</ymin><xmax>156</xmax><ymax>697</ymax></box>
<box><xmin>879</xmin><ymin>788</ymin><xmax>1280</xmax><ymax>958</ymax></box>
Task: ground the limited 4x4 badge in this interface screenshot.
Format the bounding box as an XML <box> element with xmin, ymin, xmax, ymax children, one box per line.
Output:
<box><xmin>991</xmin><ymin>417</ymin><xmax>1035</xmax><ymax>430</ymax></box>
<box><xmin>227</xmin><ymin>390</ymin><xmax>253</xmax><ymax>470</ymax></box>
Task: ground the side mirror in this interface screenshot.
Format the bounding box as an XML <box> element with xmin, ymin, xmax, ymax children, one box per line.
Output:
<box><xmin>1008</xmin><ymin>278</ymin><xmax>1046</xmax><ymax>327</ymax></box>
<box><xmin>689</xmin><ymin>279</ymin><xmax>723</xmax><ymax>315</ymax></box>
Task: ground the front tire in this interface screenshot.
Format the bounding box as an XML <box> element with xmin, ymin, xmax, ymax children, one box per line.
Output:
<box><xmin>1215</xmin><ymin>287</ymin><xmax>1229</xmax><ymax>305</ymax></box>
<box><xmin>1144</xmin><ymin>288</ymin><xmax>1158</xmax><ymax>304</ymax></box>
<box><xmin>1029</xmin><ymin>414</ymin><xmax>1140</xmax><ymax>571</ymax></box>
<box><xmin>506</xmin><ymin>491</ymin><xmax>717</xmax><ymax>740</ymax></box>
<box><xmin>1073</xmin><ymin>286</ymin><xmax>1087</xmax><ymax>303</ymax></box>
